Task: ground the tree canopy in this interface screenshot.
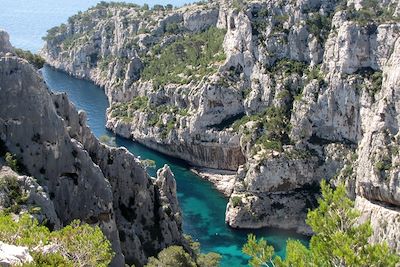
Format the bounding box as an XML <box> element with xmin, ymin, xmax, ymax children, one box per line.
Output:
<box><xmin>242</xmin><ymin>180</ymin><xmax>400</xmax><ymax>267</ymax></box>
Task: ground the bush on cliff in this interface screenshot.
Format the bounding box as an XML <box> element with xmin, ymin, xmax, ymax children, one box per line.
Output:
<box><xmin>14</xmin><ymin>48</ymin><xmax>45</xmax><ymax>69</ymax></box>
<box><xmin>242</xmin><ymin>180</ymin><xmax>400</xmax><ymax>267</ymax></box>
<box><xmin>141</xmin><ymin>27</ymin><xmax>226</xmax><ymax>87</ymax></box>
<box><xmin>0</xmin><ymin>213</ymin><xmax>114</xmax><ymax>266</ymax></box>
<box><xmin>145</xmin><ymin>235</ymin><xmax>221</xmax><ymax>267</ymax></box>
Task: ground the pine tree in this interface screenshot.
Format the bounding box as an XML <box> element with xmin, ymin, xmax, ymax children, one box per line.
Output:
<box><xmin>242</xmin><ymin>180</ymin><xmax>400</xmax><ymax>267</ymax></box>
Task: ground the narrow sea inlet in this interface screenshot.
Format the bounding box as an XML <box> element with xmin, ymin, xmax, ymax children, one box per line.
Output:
<box><xmin>41</xmin><ymin>65</ymin><xmax>308</xmax><ymax>266</ymax></box>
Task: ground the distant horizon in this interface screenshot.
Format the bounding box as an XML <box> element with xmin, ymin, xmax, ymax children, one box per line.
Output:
<box><xmin>0</xmin><ymin>0</ymin><xmax>197</xmax><ymax>52</ymax></box>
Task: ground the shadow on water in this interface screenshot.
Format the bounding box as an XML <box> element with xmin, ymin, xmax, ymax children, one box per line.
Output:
<box><xmin>41</xmin><ymin>65</ymin><xmax>309</xmax><ymax>266</ymax></box>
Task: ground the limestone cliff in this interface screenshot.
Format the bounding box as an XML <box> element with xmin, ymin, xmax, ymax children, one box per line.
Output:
<box><xmin>0</xmin><ymin>29</ymin><xmax>184</xmax><ymax>266</ymax></box>
<box><xmin>41</xmin><ymin>0</ymin><xmax>400</xmax><ymax>252</ymax></box>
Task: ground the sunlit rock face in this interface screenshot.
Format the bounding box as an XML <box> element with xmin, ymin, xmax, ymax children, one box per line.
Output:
<box><xmin>40</xmin><ymin>0</ymin><xmax>400</xmax><ymax>252</ymax></box>
<box><xmin>0</xmin><ymin>31</ymin><xmax>185</xmax><ymax>266</ymax></box>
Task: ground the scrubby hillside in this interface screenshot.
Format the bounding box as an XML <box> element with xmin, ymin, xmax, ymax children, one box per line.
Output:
<box><xmin>41</xmin><ymin>0</ymin><xmax>400</xmax><ymax>252</ymax></box>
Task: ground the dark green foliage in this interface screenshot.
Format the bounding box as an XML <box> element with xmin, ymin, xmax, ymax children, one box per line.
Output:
<box><xmin>252</xmin><ymin>7</ymin><xmax>269</xmax><ymax>35</ymax></box>
<box><xmin>374</xmin><ymin>156</ymin><xmax>391</xmax><ymax>172</ymax></box>
<box><xmin>242</xmin><ymin>181</ymin><xmax>400</xmax><ymax>267</ymax></box>
<box><xmin>109</xmin><ymin>96</ymin><xmax>149</xmax><ymax>120</ymax></box>
<box><xmin>305</xmin><ymin>65</ymin><xmax>325</xmax><ymax>84</ymax></box>
<box><xmin>42</xmin><ymin>24</ymin><xmax>67</xmax><ymax>41</ymax></box>
<box><xmin>14</xmin><ymin>49</ymin><xmax>45</xmax><ymax>69</ymax></box>
<box><xmin>141</xmin><ymin>27</ymin><xmax>226</xmax><ymax>86</ymax></box>
<box><xmin>93</xmin><ymin>1</ymin><xmax>139</xmax><ymax>10</ymax></box>
<box><xmin>257</xmin><ymin>106</ymin><xmax>291</xmax><ymax>151</ymax></box>
<box><xmin>153</xmin><ymin>4</ymin><xmax>165</xmax><ymax>11</ymax></box>
<box><xmin>370</xmin><ymin>70</ymin><xmax>383</xmax><ymax>96</ymax></box>
<box><xmin>233</xmin><ymin>106</ymin><xmax>291</xmax><ymax>152</ymax></box>
<box><xmin>231</xmin><ymin>196</ymin><xmax>242</xmax><ymax>207</ymax></box>
<box><xmin>356</xmin><ymin>68</ymin><xmax>383</xmax><ymax>98</ymax></box>
<box><xmin>145</xmin><ymin>236</ymin><xmax>221</xmax><ymax>267</ymax></box>
<box><xmin>165</xmin><ymin>22</ymin><xmax>181</xmax><ymax>34</ymax></box>
<box><xmin>27</xmin><ymin>252</ymin><xmax>72</xmax><ymax>267</ymax></box>
<box><xmin>273</xmin><ymin>14</ymin><xmax>289</xmax><ymax>32</ymax></box>
<box><xmin>348</xmin><ymin>0</ymin><xmax>400</xmax><ymax>25</ymax></box>
<box><xmin>231</xmin><ymin>0</ymin><xmax>246</xmax><ymax>12</ymax></box>
<box><xmin>0</xmin><ymin>175</ymin><xmax>28</xmax><ymax>214</ymax></box>
<box><xmin>0</xmin><ymin>213</ymin><xmax>114</xmax><ymax>266</ymax></box>
<box><xmin>99</xmin><ymin>135</ymin><xmax>116</xmax><ymax>146</ymax></box>
<box><xmin>98</xmin><ymin>55</ymin><xmax>114</xmax><ymax>72</ymax></box>
<box><xmin>4</xmin><ymin>152</ymin><xmax>18</xmax><ymax>172</ymax></box>
<box><xmin>306</xmin><ymin>13</ymin><xmax>332</xmax><ymax>43</ymax></box>
<box><xmin>146</xmin><ymin>246</ymin><xmax>196</xmax><ymax>267</ymax></box>
<box><xmin>268</xmin><ymin>59</ymin><xmax>307</xmax><ymax>76</ymax></box>
<box><xmin>142</xmin><ymin>3</ymin><xmax>149</xmax><ymax>10</ymax></box>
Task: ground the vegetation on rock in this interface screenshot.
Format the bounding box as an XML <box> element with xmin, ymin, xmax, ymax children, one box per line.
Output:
<box><xmin>141</xmin><ymin>27</ymin><xmax>226</xmax><ymax>87</ymax></box>
<box><xmin>14</xmin><ymin>49</ymin><xmax>45</xmax><ymax>69</ymax></box>
<box><xmin>0</xmin><ymin>175</ymin><xmax>28</xmax><ymax>214</ymax></box>
<box><xmin>0</xmin><ymin>213</ymin><xmax>114</xmax><ymax>266</ymax></box>
<box><xmin>233</xmin><ymin>106</ymin><xmax>291</xmax><ymax>152</ymax></box>
<box><xmin>99</xmin><ymin>135</ymin><xmax>117</xmax><ymax>147</ymax></box>
<box><xmin>242</xmin><ymin>181</ymin><xmax>400</xmax><ymax>267</ymax></box>
<box><xmin>146</xmin><ymin>235</ymin><xmax>221</xmax><ymax>267</ymax></box>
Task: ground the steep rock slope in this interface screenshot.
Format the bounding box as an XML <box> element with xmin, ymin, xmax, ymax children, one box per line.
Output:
<box><xmin>41</xmin><ymin>0</ymin><xmax>400</xmax><ymax>251</ymax></box>
<box><xmin>0</xmin><ymin>29</ymin><xmax>184</xmax><ymax>266</ymax></box>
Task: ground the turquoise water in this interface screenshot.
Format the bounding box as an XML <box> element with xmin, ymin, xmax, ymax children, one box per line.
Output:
<box><xmin>41</xmin><ymin>65</ymin><xmax>308</xmax><ymax>266</ymax></box>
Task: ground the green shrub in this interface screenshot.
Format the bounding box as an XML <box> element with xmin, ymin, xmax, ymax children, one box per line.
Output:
<box><xmin>231</xmin><ymin>196</ymin><xmax>242</xmax><ymax>208</ymax></box>
<box><xmin>145</xmin><ymin>241</ymin><xmax>221</xmax><ymax>267</ymax></box>
<box><xmin>243</xmin><ymin>181</ymin><xmax>400</xmax><ymax>266</ymax></box>
<box><xmin>232</xmin><ymin>106</ymin><xmax>291</xmax><ymax>152</ymax></box>
<box><xmin>52</xmin><ymin>220</ymin><xmax>114</xmax><ymax>267</ymax></box>
<box><xmin>5</xmin><ymin>152</ymin><xmax>18</xmax><ymax>171</ymax></box>
<box><xmin>370</xmin><ymin>71</ymin><xmax>383</xmax><ymax>95</ymax></box>
<box><xmin>99</xmin><ymin>135</ymin><xmax>116</xmax><ymax>146</ymax></box>
<box><xmin>42</xmin><ymin>24</ymin><xmax>67</xmax><ymax>41</ymax></box>
<box><xmin>0</xmin><ymin>175</ymin><xmax>28</xmax><ymax>214</ymax></box>
<box><xmin>349</xmin><ymin>0</ymin><xmax>400</xmax><ymax>24</ymax></box>
<box><xmin>268</xmin><ymin>59</ymin><xmax>307</xmax><ymax>76</ymax></box>
<box><xmin>26</xmin><ymin>252</ymin><xmax>73</xmax><ymax>267</ymax></box>
<box><xmin>165</xmin><ymin>23</ymin><xmax>180</xmax><ymax>34</ymax></box>
<box><xmin>14</xmin><ymin>49</ymin><xmax>45</xmax><ymax>69</ymax></box>
<box><xmin>374</xmin><ymin>160</ymin><xmax>391</xmax><ymax>172</ymax></box>
<box><xmin>306</xmin><ymin>13</ymin><xmax>332</xmax><ymax>43</ymax></box>
<box><xmin>146</xmin><ymin>246</ymin><xmax>195</xmax><ymax>267</ymax></box>
<box><xmin>141</xmin><ymin>27</ymin><xmax>226</xmax><ymax>86</ymax></box>
<box><xmin>142</xmin><ymin>159</ymin><xmax>156</xmax><ymax>169</ymax></box>
<box><xmin>109</xmin><ymin>96</ymin><xmax>149</xmax><ymax>119</ymax></box>
<box><xmin>0</xmin><ymin>213</ymin><xmax>114</xmax><ymax>266</ymax></box>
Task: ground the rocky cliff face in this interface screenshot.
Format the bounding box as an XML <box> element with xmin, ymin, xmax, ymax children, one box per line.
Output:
<box><xmin>41</xmin><ymin>0</ymin><xmax>400</xmax><ymax>252</ymax></box>
<box><xmin>0</xmin><ymin>29</ymin><xmax>184</xmax><ymax>266</ymax></box>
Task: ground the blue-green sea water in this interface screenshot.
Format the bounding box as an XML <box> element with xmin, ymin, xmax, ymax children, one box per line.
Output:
<box><xmin>41</xmin><ymin>65</ymin><xmax>308</xmax><ymax>266</ymax></box>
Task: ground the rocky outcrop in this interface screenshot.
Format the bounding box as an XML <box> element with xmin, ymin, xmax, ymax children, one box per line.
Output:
<box><xmin>0</xmin><ymin>31</ymin><xmax>184</xmax><ymax>266</ymax></box>
<box><xmin>40</xmin><ymin>0</ymin><xmax>400</xmax><ymax>252</ymax></box>
<box><xmin>0</xmin><ymin>164</ymin><xmax>61</xmax><ymax>229</ymax></box>
<box><xmin>0</xmin><ymin>242</ymin><xmax>33</xmax><ymax>266</ymax></box>
<box><xmin>40</xmin><ymin>2</ymin><xmax>245</xmax><ymax>171</ymax></box>
<box><xmin>356</xmin><ymin>197</ymin><xmax>400</xmax><ymax>252</ymax></box>
<box><xmin>0</xmin><ymin>31</ymin><xmax>13</xmax><ymax>54</ymax></box>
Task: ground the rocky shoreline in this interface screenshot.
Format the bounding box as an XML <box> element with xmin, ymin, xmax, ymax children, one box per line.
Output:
<box><xmin>190</xmin><ymin>167</ymin><xmax>237</xmax><ymax>197</ymax></box>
